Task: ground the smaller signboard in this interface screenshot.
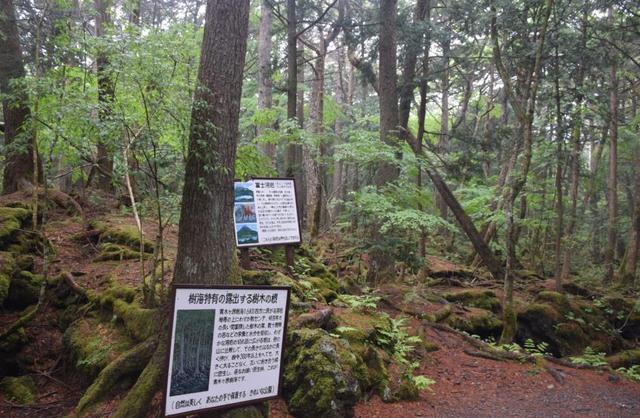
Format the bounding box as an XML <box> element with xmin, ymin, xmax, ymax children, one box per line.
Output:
<box><xmin>163</xmin><ymin>285</ymin><xmax>291</xmax><ymax>417</ymax></box>
<box><xmin>233</xmin><ymin>178</ymin><xmax>301</xmax><ymax>247</ymax></box>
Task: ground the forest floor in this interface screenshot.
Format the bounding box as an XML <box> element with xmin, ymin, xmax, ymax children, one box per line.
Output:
<box><xmin>1</xmin><ymin>202</ymin><xmax>639</xmax><ymax>417</ymax></box>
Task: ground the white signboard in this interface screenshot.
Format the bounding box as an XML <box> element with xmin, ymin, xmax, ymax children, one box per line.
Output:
<box><xmin>233</xmin><ymin>178</ymin><xmax>301</xmax><ymax>247</ymax></box>
<box><xmin>164</xmin><ymin>285</ymin><xmax>291</xmax><ymax>417</ymax></box>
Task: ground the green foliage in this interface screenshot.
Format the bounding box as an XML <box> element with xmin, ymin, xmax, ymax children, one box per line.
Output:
<box><xmin>341</xmin><ymin>184</ymin><xmax>453</xmax><ymax>272</ymax></box>
<box><xmin>338</xmin><ymin>293</ymin><xmax>381</xmax><ymax>311</ymax></box>
<box><xmin>616</xmin><ymin>365</ymin><xmax>640</xmax><ymax>382</ymax></box>
<box><xmin>523</xmin><ymin>339</ymin><xmax>550</xmax><ymax>357</ymax></box>
<box><xmin>371</xmin><ymin>314</ymin><xmax>421</xmax><ymax>365</ymax></box>
<box><xmin>570</xmin><ymin>347</ymin><xmax>608</xmax><ymax>367</ymax></box>
<box><xmin>77</xmin><ymin>339</ymin><xmax>113</xmax><ymax>370</ymax></box>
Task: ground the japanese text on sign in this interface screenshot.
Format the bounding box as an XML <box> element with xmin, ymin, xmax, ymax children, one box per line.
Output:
<box><xmin>233</xmin><ymin>179</ymin><xmax>301</xmax><ymax>247</ymax></box>
<box><xmin>164</xmin><ymin>286</ymin><xmax>290</xmax><ymax>416</ymax></box>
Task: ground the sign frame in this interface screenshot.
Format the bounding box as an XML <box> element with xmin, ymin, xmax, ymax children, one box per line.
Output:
<box><xmin>162</xmin><ymin>284</ymin><xmax>291</xmax><ymax>417</ymax></box>
<box><xmin>233</xmin><ymin>177</ymin><xmax>303</xmax><ymax>248</ymax></box>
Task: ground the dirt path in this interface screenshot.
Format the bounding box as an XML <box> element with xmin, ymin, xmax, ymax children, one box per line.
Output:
<box><xmin>354</xmin><ymin>324</ymin><xmax>640</xmax><ymax>417</ymax></box>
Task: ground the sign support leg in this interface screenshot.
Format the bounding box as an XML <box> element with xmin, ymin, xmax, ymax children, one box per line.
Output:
<box><xmin>240</xmin><ymin>248</ymin><xmax>251</xmax><ymax>269</ymax></box>
<box><xmin>285</xmin><ymin>245</ymin><xmax>295</xmax><ymax>270</ymax></box>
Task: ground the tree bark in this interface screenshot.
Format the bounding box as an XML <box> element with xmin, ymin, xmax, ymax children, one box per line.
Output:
<box><xmin>257</xmin><ymin>0</ymin><xmax>275</xmax><ymax>165</ymax></box>
<box><xmin>367</xmin><ymin>0</ymin><xmax>400</xmax><ymax>283</ymax></box>
<box><xmin>558</xmin><ymin>9</ymin><xmax>587</xmax><ymax>289</ymax></box>
<box><xmin>95</xmin><ymin>0</ymin><xmax>115</xmax><ymax>192</ymax></box>
<box><xmin>173</xmin><ymin>0</ymin><xmax>250</xmax><ymax>285</ymax></box>
<box><xmin>1</xmin><ymin>0</ymin><xmax>38</xmax><ymax>194</ymax></box>
<box><xmin>605</xmin><ymin>7</ymin><xmax>618</xmax><ymax>283</ymax></box>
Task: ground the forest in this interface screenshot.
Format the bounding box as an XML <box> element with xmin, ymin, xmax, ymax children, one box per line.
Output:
<box><xmin>0</xmin><ymin>0</ymin><xmax>639</xmax><ymax>417</ymax></box>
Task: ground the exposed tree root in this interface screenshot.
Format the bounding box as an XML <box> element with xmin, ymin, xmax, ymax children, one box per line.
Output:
<box><xmin>61</xmin><ymin>271</ymin><xmax>89</xmax><ymax>299</ymax></box>
<box><xmin>74</xmin><ymin>339</ymin><xmax>157</xmax><ymax>417</ymax></box>
<box><xmin>112</xmin><ymin>341</ymin><xmax>166</xmax><ymax>418</ymax></box>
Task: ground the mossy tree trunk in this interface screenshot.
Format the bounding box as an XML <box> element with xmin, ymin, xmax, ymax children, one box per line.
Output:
<box><xmin>0</xmin><ymin>0</ymin><xmax>39</xmax><ymax>195</ymax></box>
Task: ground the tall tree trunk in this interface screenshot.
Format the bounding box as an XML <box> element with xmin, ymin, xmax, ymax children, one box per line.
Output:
<box><xmin>491</xmin><ymin>0</ymin><xmax>554</xmax><ymax>344</ymax></box>
<box><xmin>285</xmin><ymin>0</ymin><xmax>297</xmax><ymax>175</ymax></box>
<box><xmin>367</xmin><ymin>0</ymin><xmax>400</xmax><ymax>283</ymax></box>
<box><xmin>619</xmin><ymin>94</ymin><xmax>639</xmax><ymax>283</ymax></box>
<box><xmin>305</xmin><ymin>49</ymin><xmax>325</xmax><ymax>237</ymax></box>
<box><xmin>114</xmin><ymin>2</ymin><xmax>252</xmax><ymax>417</ymax></box>
<box><xmin>605</xmin><ymin>9</ymin><xmax>618</xmax><ymax>283</ymax></box>
<box><xmin>257</xmin><ymin>0</ymin><xmax>275</xmax><ymax>165</ymax></box>
<box><xmin>1</xmin><ymin>0</ymin><xmax>38</xmax><ymax>194</ymax></box>
<box><xmin>173</xmin><ymin>0</ymin><xmax>250</xmax><ymax>285</ymax></box>
<box><xmin>95</xmin><ymin>0</ymin><xmax>115</xmax><ymax>192</ymax></box>
<box><xmin>436</xmin><ymin>33</ymin><xmax>450</xmax><ymax>223</ymax></box>
<box><xmin>558</xmin><ymin>9</ymin><xmax>587</xmax><ymax>289</ymax></box>
<box><xmin>552</xmin><ymin>44</ymin><xmax>565</xmax><ymax>285</ymax></box>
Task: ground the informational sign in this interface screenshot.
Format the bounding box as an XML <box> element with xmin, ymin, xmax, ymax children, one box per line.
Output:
<box><xmin>163</xmin><ymin>285</ymin><xmax>291</xmax><ymax>417</ymax></box>
<box><xmin>233</xmin><ymin>178</ymin><xmax>301</xmax><ymax>247</ymax></box>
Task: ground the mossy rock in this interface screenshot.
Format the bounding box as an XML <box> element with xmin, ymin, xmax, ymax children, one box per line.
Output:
<box><xmin>361</xmin><ymin>346</ymin><xmax>391</xmax><ymax>401</ymax></box>
<box><xmin>535</xmin><ymin>291</ymin><xmax>571</xmax><ymax>312</ymax></box>
<box><xmin>0</xmin><ymin>207</ymin><xmax>31</xmax><ymax>248</ymax></box>
<box><xmin>447</xmin><ymin>308</ymin><xmax>503</xmax><ymax>339</ymax></box>
<box><xmin>0</xmin><ymin>273</ymin><xmax>10</xmax><ymax>306</ymax></box>
<box><xmin>0</xmin><ymin>327</ymin><xmax>28</xmax><ymax>355</ymax></box>
<box><xmin>63</xmin><ymin>318</ymin><xmax>134</xmax><ymax>379</ymax></box>
<box><xmin>516</xmin><ymin>301</ymin><xmax>622</xmax><ymax>357</ymax></box>
<box><xmin>96</xmin><ymin>243</ymin><xmax>148</xmax><ymax>261</ymax></box>
<box><xmin>443</xmin><ymin>289</ymin><xmax>501</xmax><ymax>313</ymax></box>
<box><xmin>6</xmin><ymin>271</ymin><xmax>43</xmax><ymax>309</ymax></box>
<box><xmin>607</xmin><ymin>349</ymin><xmax>640</xmax><ymax>369</ymax></box>
<box><xmin>334</xmin><ymin>310</ymin><xmax>383</xmax><ymax>344</ymax></box>
<box><xmin>554</xmin><ymin>322</ymin><xmax>590</xmax><ymax>355</ymax></box>
<box><xmin>89</xmin><ymin>220</ymin><xmax>153</xmax><ymax>253</ymax></box>
<box><xmin>284</xmin><ymin>328</ymin><xmax>370</xmax><ymax>418</ymax></box>
<box><xmin>0</xmin><ymin>376</ymin><xmax>36</xmax><ymax>405</ymax></box>
<box><xmin>241</xmin><ymin>269</ymin><xmax>274</xmax><ymax>286</ymax></box>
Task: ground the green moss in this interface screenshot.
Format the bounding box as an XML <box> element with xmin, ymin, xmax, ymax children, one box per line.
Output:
<box><xmin>0</xmin><ymin>376</ymin><xmax>36</xmax><ymax>405</ymax></box>
<box><xmin>448</xmin><ymin>309</ymin><xmax>503</xmax><ymax>339</ymax></box>
<box><xmin>89</xmin><ymin>220</ymin><xmax>153</xmax><ymax>253</ymax></box>
<box><xmin>433</xmin><ymin>305</ymin><xmax>453</xmax><ymax>322</ymax></box>
<box><xmin>0</xmin><ymin>273</ymin><xmax>10</xmax><ymax>306</ymax></box>
<box><xmin>0</xmin><ymin>207</ymin><xmax>30</xmax><ymax>247</ymax></box>
<box><xmin>113</xmin><ymin>345</ymin><xmax>165</xmax><ymax>418</ymax></box>
<box><xmin>112</xmin><ymin>299</ymin><xmax>156</xmax><ymax>342</ymax></box>
<box><xmin>554</xmin><ymin>322</ymin><xmax>590</xmax><ymax>355</ymax></box>
<box><xmin>335</xmin><ymin>310</ymin><xmax>382</xmax><ymax>342</ymax></box>
<box><xmin>307</xmin><ymin>275</ymin><xmax>341</xmax><ymax>293</ymax></box>
<box><xmin>284</xmin><ymin>328</ymin><xmax>369</xmax><ymax>418</ymax></box>
<box><xmin>96</xmin><ymin>243</ymin><xmax>147</xmax><ymax>261</ymax></box>
<box><xmin>499</xmin><ymin>305</ymin><xmax>517</xmax><ymax>344</ymax></box>
<box><xmin>241</xmin><ymin>269</ymin><xmax>274</xmax><ymax>285</ymax></box>
<box><xmin>362</xmin><ymin>346</ymin><xmax>391</xmax><ymax>400</ymax></box>
<box><xmin>0</xmin><ymin>326</ymin><xmax>27</xmax><ymax>353</ymax></box>
<box><xmin>536</xmin><ymin>291</ymin><xmax>571</xmax><ymax>312</ymax></box>
<box><xmin>443</xmin><ymin>289</ymin><xmax>501</xmax><ymax>313</ymax></box>
<box><xmin>607</xmin><ymin>349</ymin><xmax>640</xmax><ymax>369</ymax></box>
<box><xmin>6</xmin><ymin>271</ymin><xmax>43</xmax><ymax>309</ymax></box>
<box><xmin>63</xmin><ymin>318</ymin><xmax>134</xmax><ymax>378</ymax></box>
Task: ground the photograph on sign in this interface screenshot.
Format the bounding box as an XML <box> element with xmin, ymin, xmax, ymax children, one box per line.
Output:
<box><xmin>233</xmin><ymin>178</ymin><xmax>301</xmax><ymax>247</ymax></box>
<box><xmin>164</xmin><ymin>286</ymin><xmax>291</xmax><ymax>417</ymax></box>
